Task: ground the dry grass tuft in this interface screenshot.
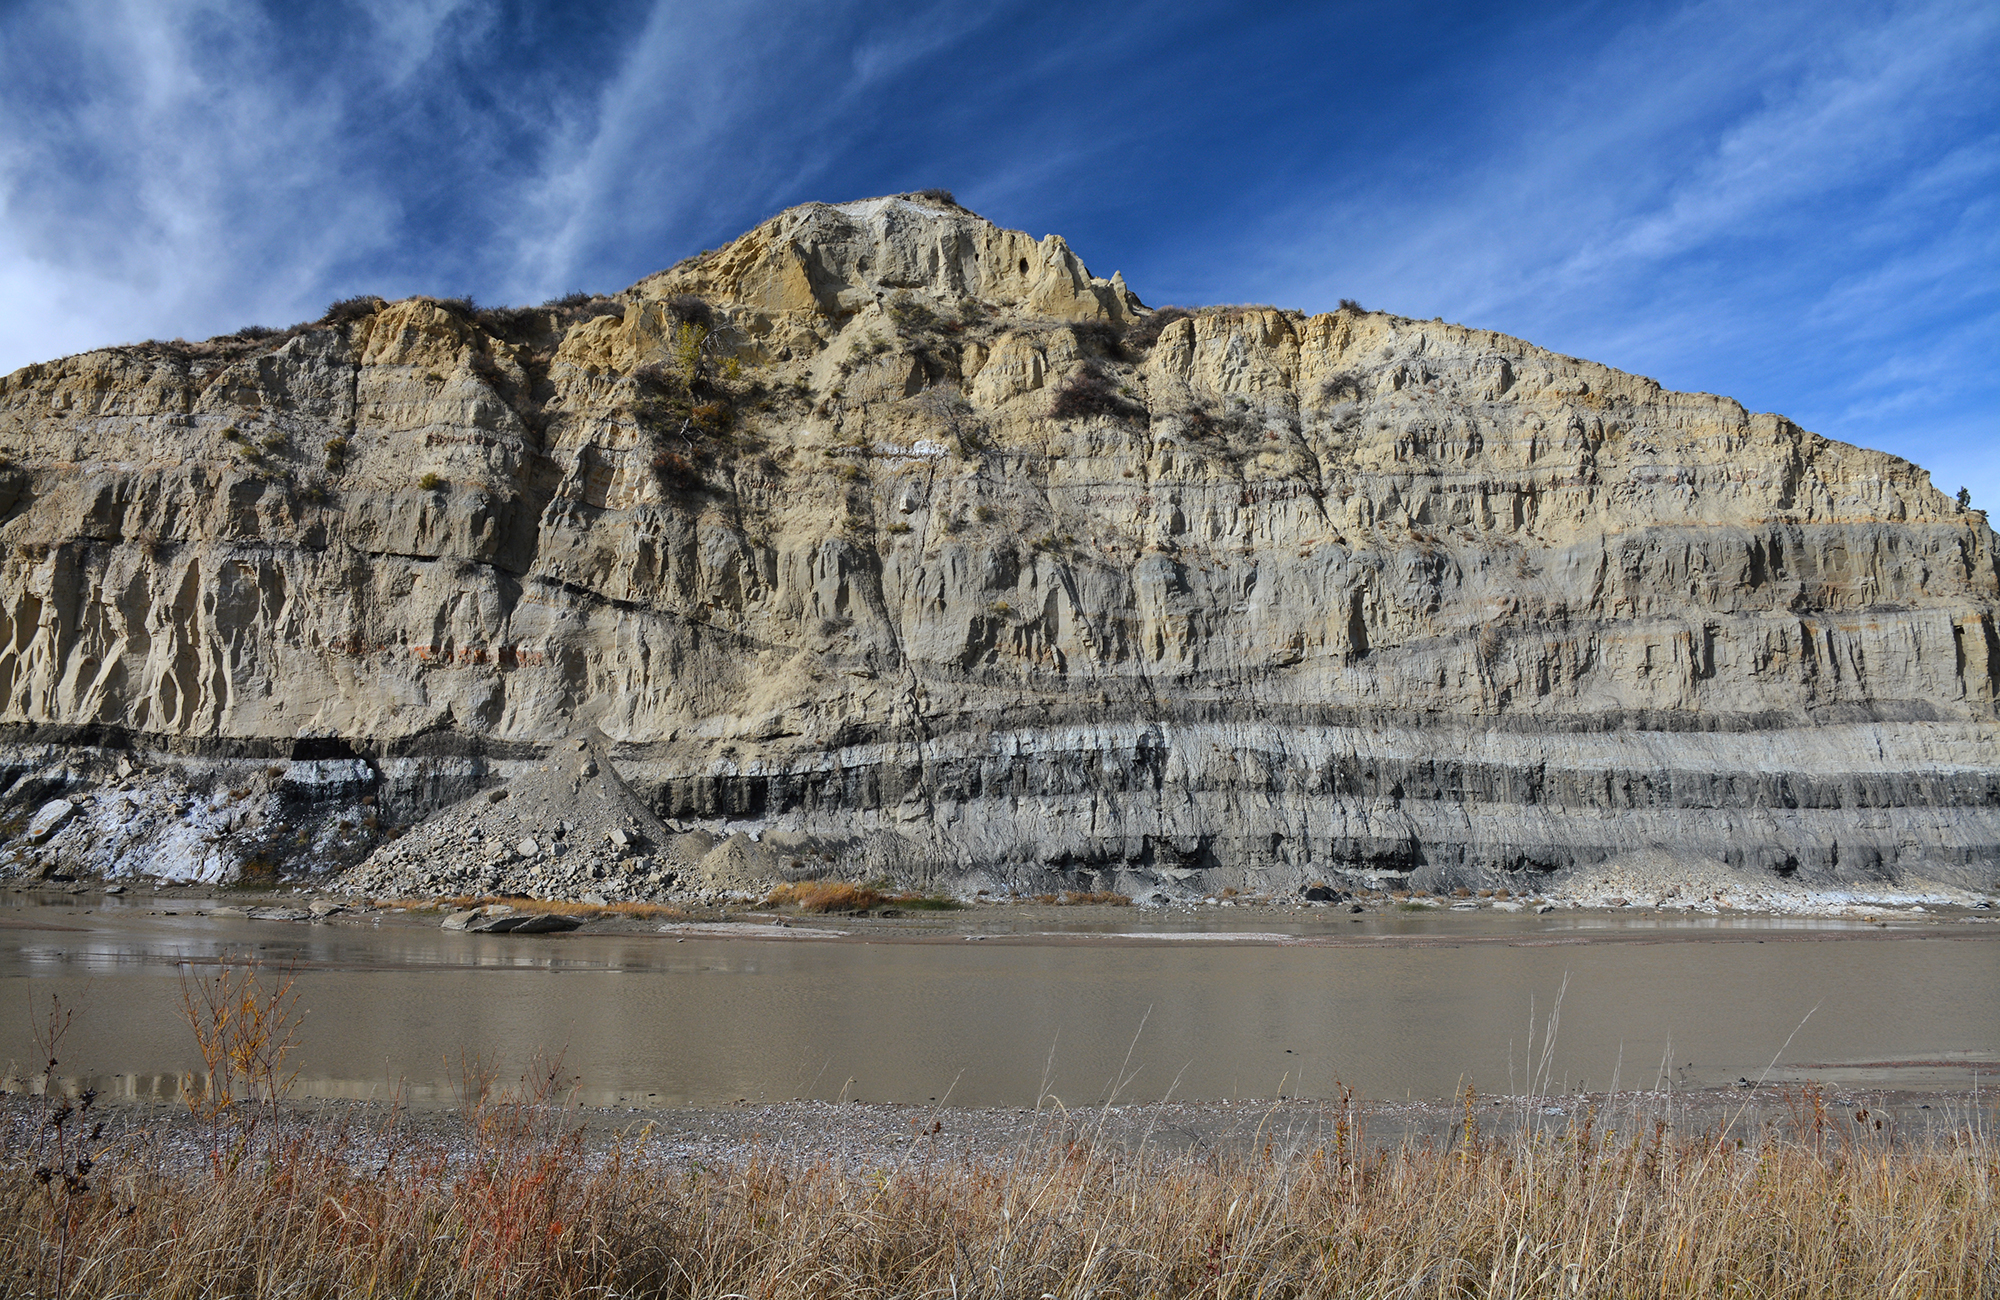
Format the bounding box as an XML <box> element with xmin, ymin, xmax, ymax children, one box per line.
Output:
<box><xmin>761</xmin><ymin>880</ymin><xmax>885</xmax><ymax>913</ymax></box>
<box><xmin>1031</xmin><ymin>889</ymin><xmax>1134</xmax><ymax>906</ymax></box>
<box><xmin>760</xmin><ymin>882</ymin><xmax>965</xmax><ymax>913</ymax></box>
<box><xmin>0</xmin><ymin>1084</ymin><xmax>1991</xmax><ymax>1298</ymax></box>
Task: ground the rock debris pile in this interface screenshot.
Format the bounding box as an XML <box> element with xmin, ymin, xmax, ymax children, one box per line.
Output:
<box><xmin>334</xmin><ymin>736</ymin><xmax>693</xmax><ymax>903</ymax></box>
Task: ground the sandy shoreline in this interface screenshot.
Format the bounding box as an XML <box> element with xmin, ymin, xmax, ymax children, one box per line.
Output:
<box><xmin>10</xmin><ymin>879</ymin><xmax>1998</xmax><ymax>945</ymax></box>
<box><xmin>8</xmin><ymin>1081</ymin><xmax>1994</xmax><ymax>1174</ymax></box>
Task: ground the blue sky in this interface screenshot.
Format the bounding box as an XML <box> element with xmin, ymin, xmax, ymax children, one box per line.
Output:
<box><xmin>2</xmin><ymin>0</ymin><xmax>1993</xmax><ymax>507</ymax></box>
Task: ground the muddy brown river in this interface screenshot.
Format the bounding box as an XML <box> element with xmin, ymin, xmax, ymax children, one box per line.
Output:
<box><xmin>1</xmin><ymin>895</ymin><xmax>1993</xmax><ymax>1109</ymax></box>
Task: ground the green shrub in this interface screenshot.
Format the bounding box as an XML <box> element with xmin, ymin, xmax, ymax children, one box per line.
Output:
<box><xmin>669</xmin><ymin>322</ymin><xmax>709</xmax><ymax>389</ymax></box>
<box><xmin>418</xmin><ymin>472</ymin><xmax>445</xmax><ymax>491</ymax></box>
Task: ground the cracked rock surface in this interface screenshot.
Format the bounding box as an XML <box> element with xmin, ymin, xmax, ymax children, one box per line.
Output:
<box><xmin>0</xmin><ymin>192</ymin><xmax>1994</xmax><ymax>899</ymax></box>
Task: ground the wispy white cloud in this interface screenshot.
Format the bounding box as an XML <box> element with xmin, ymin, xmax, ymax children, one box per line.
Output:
<box><xmin>1199</xmin><ymin>0</ymin><xmax>1998</xmax><ymax>505</ymax></box>
<box><xmin>845</xmin><ymin>6</ymin><xmax>995</xmax><ymax>89</ymax></box>
<box><xmin>351</xmin><ymin>0</ymin><xmax>475</xmax><ymax>87</ymax></box>
<box><xmin>0</xmin><ymin>0</ymin><xmax>427</xmax><ymax>365</ymax></box>
<box><xmin>496</xmin><ymin>0</ymin><xmax>1013</xmax><ymax>301</ymax></box>
<box><xmin>1547</xmin><ymin>0</ymin><xmax>1994</xmax><ymax>285</ymax></box>
<box><xmin>497</xmin><ymin>0</ymin><xmax>793</xmax><ymax>300</ymax></box>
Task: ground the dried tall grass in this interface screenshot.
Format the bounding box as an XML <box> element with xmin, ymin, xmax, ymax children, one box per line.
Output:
<box><xmin>762</xmin><ymin>881</ymin><xmax>966</xmax><ymax>913</ymax></box>
<box><xmin>1030</xmin><ymin>889</ymin><xmax>1134</xmax><ymax>906</ymax></box>
<box><xmin>0</xmin><ymin>1084</ymin><xmax>1990</xmax><ymax>1298</ymax></box>
<box><xmin>763</xmin><ymin>880</ymin><xmax>884</xmax><ymax>913</ymax></box>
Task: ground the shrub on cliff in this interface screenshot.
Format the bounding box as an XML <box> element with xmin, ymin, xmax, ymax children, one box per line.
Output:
<box><xmin>887</xmin><ymin>294</ymin><xmax>940</xmax><ymax>335</ymax></box>
<box><xmin>320</xmin><ymin>296</ymin><xmax>384</xmax><ymax>326</ymax></box>
<box><xmin>1123</xmin><ymin>306</ymin><xmax>1193</xmax><ymax>351</ymax></box>
<box><xmin>668</xmin><ymin>321</ymin><xmax>710</xmax><ymax>389</ymax></box>
<box><xmin>664</xmin><ymin>294</ymin><xmax>714</xmax><ymax>329</ymax></box>
<box><xmin>470</xmin><ymin>303</ymin><xmax>543</xmax><ymax>336</ymax></box>
<box><xmin>1069</xmin><ymin>319</ymin><xmax>1125</xmax><ymax>359</ymax></box>
<box><xmin>1050</xmin><ymin>364</ymin><xmax>1141</xmax><ymax>423</ymax></box>
<box><xmin>542</xmin><ymin>291</ymin><xmax>622</xmax><ymax>325</ymax></box>
<box><xmin>1319</xmin><ymin>370</ymin><xmax>1366</xmax><ymax>402</ymax></box>
<box><xmin>651</xmin><ymin>451</ymin><xmax>703</xmax><ymax>492</ymax></box>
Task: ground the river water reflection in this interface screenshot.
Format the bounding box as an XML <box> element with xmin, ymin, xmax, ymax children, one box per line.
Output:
<box><xmin>1</xmin><ymin>896</ymin><xmax>1993</xmax><ymax>1108</ymax></box>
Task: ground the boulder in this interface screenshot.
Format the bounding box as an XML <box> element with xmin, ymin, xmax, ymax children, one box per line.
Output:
<box><xmin>510</xmin><ymin>912</ymin><xmax>584</xmax><ymax>934</ymax></box>
<box><xmin>467</xmin><ymin>911</ymin><xmax>582</xmax><ymax>934</ymax></box>
<box><xmin>26</xmin><ymin>800</ymin><xmax>76</xmax><ymax>844</ymax></box>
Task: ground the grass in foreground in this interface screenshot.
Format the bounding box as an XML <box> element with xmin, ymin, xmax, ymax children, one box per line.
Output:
<box><xmin>1</xmin><ymin>1084</ymin><xmax>1991</xmax><ymax>1298</ymax></box>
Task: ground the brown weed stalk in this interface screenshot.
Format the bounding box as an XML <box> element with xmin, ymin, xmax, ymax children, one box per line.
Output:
<box><xmin>176</xmin><ymin>958</ymin><xmax>306</xmax><ymax>1172</ymax></box>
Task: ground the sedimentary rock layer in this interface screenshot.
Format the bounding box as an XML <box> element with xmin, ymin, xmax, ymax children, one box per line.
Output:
<box><xmin>0</xmin><ymin>192</ymin><xmax>1993</xmax><ymax>893</ymax></box>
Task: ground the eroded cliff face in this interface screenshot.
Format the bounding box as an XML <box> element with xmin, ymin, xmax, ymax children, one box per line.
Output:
<box><xmin>0</xmin><ymin>192</ymin><xmax>1994</xmax><ymax>896</ymax></box>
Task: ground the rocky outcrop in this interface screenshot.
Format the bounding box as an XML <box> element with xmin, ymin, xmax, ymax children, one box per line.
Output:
<box><xmin>0</xmin><ymin>191</ymin><xmax>1994</xmax><ymax>898</ymax></box>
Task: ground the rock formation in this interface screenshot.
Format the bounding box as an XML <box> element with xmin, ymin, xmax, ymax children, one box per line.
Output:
<box><xmin>0</xmin><ymin>191</ymin><xmax>1994</xmax><ymax>900</ymax></box>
